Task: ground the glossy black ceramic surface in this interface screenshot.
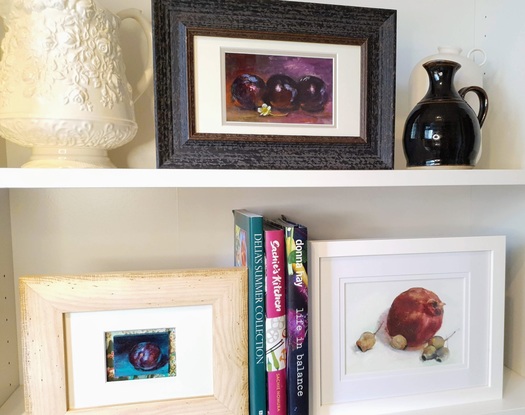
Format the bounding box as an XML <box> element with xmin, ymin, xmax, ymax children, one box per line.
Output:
<box><xmin>403</xmin><ymin>60</ymin><xmax>488</xmax><ymax>168</ymax></box>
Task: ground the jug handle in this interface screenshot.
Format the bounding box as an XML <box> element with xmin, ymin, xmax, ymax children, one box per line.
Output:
<box><xmin>467</xmin><ymin>48</ymin><xmax>487</xmax><ymax>66</ymax></box>
<box><xmin>117</xmin><ymin>8</ymin><xmax>153</xmax><ymax>104</ymax></box>
<box><xmin>458</xmin><ymin>86</ymin><xmax>489</xmax><ymax>128</ymax></box>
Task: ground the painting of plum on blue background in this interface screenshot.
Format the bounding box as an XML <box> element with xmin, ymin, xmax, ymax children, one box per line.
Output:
<box><xmin>106</xmin><ymin>328</ymin><xmax>176</xmax><ymax>381</ymax></box>
<box><xmin>225</xmin><ymin>53</ymin><xmax>333</xmax><ymax>124</ymax></box>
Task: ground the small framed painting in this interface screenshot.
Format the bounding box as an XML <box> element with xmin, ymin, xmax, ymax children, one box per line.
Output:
<box><xmin>153</xmin><ymin>0</ymin><xmax>396</xmax><ymax>169</ymax></box>
<box><xmin>105</xmin><ymin>328</ymin><xmax>176</xmax><ymax>381</ymax></box>
<box><xmin>19</xmin><ymin>268</ymin><xmax>247</xmax><ymax>414</ymax></box>
<box><xmin>308</xmin><ymin>236</ymin><xmax>506</xmax><ymax>414</ymax></box>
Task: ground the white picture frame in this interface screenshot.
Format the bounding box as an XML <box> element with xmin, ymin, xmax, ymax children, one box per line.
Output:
<box><xmin>308</xmin><ymin>236</ymin><xmax>506</xmax><ymax>414</ymax></box>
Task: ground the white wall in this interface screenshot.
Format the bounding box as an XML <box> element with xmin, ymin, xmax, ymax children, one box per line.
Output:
<box><xmin>476</xmin><ymin>0</ymin><xmax>525</xmax><ymax>169</ymax></box>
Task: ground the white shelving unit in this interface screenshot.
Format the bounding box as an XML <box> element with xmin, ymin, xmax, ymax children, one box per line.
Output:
<box><xmin>2</xmin><ymin>0</ymin><xmax>525</xmax><ymax>414</ymax></box>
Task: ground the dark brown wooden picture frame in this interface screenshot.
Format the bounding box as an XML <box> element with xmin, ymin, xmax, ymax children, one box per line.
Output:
<box><xmin>153</xmin><ymin>0</ymin><xmax>396</xmax><ymax>170</ymax></box>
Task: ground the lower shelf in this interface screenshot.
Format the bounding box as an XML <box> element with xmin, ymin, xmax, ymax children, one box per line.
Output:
<box><xmin>2</xmin><ymin>367</ymin><xmax>525</xmax><ymax>415</ymax></box>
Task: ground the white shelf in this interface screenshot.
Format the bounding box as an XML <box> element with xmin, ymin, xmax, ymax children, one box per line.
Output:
<box><xmin>0</xmin><ymin>387</ymin><xmax>23</xmax><ymax>415</ymax></box>
<box><xmin>1</xmin><ymin>168</ymin><xmax>525</xmax><ymax>189</ymax></box>
<box><xmin>396</xmin><ymin>368</ymin><xmax>525</xmax><ymax>415</ymax></box>
<box><xmin>2</xmin><ymin>368</ymin><xmax>525</xmax><ymax>415</ymax></box>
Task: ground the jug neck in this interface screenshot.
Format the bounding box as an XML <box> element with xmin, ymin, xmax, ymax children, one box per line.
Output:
<box><xmin>422</xmin><ymin>60</ymin><xmax>462</xmax><ymax>100</ymax></box>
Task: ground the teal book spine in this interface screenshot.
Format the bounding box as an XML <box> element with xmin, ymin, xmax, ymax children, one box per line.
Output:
<box><xmin>233</xmin><ymin>209</ymin><xmax>267</xmax><ymax>415</ymax></box>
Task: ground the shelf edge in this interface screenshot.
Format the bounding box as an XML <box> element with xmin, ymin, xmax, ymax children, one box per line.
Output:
<box><xmin>2</xmin><ymin>368</ymin><xmax>525</xmax><ymax>415</ymax></box>
<box><xmin>1</xmin><ymin>168</ymin><xmax>525</xmax><ymax>189</ymax></box>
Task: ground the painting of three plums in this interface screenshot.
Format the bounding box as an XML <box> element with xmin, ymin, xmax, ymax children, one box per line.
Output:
<box><xmin>226</xmin><ymin>53</ymin><xmax>333</xmax><ymax>124</ymax></box>
<box><xmin>231</xmin><ymin>73</ymin><xmax>328</xmax><ymax>113</ymax></box>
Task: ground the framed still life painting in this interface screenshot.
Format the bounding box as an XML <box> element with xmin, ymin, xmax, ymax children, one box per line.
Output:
<box><xmin>153</xmin><ymin>0</ymin><xmax>396</xmax><ymax>169</ymax></box>
<box><xmin>19</xmin><ymin>268</ymin><xmax>248</xmax><ymax>415</ymax></box>
<box><xmin>309</xmin><ymin>236</ymin><xmax>506</xmax><ymax>414</ymax></box>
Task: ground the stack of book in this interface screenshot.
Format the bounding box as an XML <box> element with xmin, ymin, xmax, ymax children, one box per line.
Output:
<box><xmin>233</xmin><ymin>209</ymin><xmax>309</xmax><ymax>415</ymax></box>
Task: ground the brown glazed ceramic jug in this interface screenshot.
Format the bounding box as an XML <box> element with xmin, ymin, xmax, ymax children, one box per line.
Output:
<box><xmin>403</xmin><ymin>60</ymin><xmax>488</xmax><ymax>168</ymax></box>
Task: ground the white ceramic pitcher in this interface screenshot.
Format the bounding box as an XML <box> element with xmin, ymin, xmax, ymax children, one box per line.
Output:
<box><xmin>0</xmin><ymin>0</ymin><xmax>152</xmax><ymax>168</ymax></box>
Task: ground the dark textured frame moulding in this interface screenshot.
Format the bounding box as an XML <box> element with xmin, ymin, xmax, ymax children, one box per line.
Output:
<box><xmin>153</xmin><ymin>0</ymin><xmax>396</xmax><ymax>170</ymax></box>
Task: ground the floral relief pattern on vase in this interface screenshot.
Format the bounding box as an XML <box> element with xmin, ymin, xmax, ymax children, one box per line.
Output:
<box><xmin>0</xmin><ymin>0</ymin><xmax>152</xmax><ymax>167</ymax></box>
<box><xmin>0</xmin><ymin>0</ymin><xmax>132</xmax><ymax>112</ymax></box>
<box><xmin>0</xmin><ymin>118</ymin><xmax>137</xmax><ymax>148</ymax></box>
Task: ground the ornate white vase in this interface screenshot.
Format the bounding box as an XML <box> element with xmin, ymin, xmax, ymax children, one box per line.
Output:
<box><xmin>0</xmin><ymin>0</ymin><xmax>152</xmax><ymax>168</ymax></box>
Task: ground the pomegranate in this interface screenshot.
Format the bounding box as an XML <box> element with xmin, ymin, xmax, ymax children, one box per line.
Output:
<box><xmin>386</xmin><ymin>287</ymin><xmax>445</xmax><ymax>348</ymax></box>
<box><xmin>128</xmin><ymin>342</ymin><xmax>164</xmax><ymax>371</ymax></box>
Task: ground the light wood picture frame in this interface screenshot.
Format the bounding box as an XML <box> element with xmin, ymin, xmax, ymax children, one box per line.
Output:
<box><xmin>19</xmin><ymin>268</ymin><xmax>248</xmax><ymax>415</ymax></box>
<box><xmin>309</xmin><ymin>236</ymin><xmax>506</xmax><ymax>414</ymax></box>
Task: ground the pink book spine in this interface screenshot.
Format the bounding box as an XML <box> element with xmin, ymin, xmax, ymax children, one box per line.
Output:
<box><xmin>265</xmin><ymin>228</ymin><xmax>287</xmax><ymax>415</ymax></box>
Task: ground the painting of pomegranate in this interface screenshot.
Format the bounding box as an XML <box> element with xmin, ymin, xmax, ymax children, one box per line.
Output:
<box><xmin>106</xmin><ymin>328</ymin><xmax>176</xmax><ymax>381</ymax></box>
<box><xmin>354</xmin><ymin>287</ymin><xmax>453</xmax><ymax>362</ymax></box>
<box><xmin>347</xmin><ymin>279</ymin><xmax>464</xmax><ymax>375</ymax></box>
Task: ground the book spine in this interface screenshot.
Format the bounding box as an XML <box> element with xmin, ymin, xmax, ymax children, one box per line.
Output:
<box><xmin>284</xmin><ymin>224</ymin><xmax>309</xmax><ymax>415</ymax></box>
<box><xmin>234</xmin><ymin>211</ymin><xmax>266</xmax><ymax>415</ymax></box>
<box><xmin>265</xmin><ymin>228</ymin><xmax>287</xmax><ymax>415</ymax></box>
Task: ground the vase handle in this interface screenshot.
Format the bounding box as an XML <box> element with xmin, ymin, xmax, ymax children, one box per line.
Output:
<box><xmin>117</xmin><ymin>8</ymin><xmax>153</xmax><ymax>104</ymax></box>
<box><xmin>467</xmin><ymin>48</ymin><xmax>487</xmax><ymax>66</ymax></box>
<box><xmin>458</xmin><ymin>86</ymin><xmax>489</xmax><ymax>128</ymax></box>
